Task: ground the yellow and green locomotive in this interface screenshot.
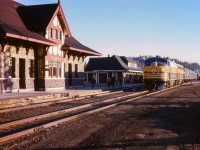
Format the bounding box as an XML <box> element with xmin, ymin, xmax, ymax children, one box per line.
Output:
<box><xmin>144</xmin><ymin>57</ymin><xmax>197</xmax><ymax>90</ymax></box>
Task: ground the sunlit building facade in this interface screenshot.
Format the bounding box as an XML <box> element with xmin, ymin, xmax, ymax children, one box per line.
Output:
<box><xmin>0</xmin><ymin>0</ymin><xmax>101</xmax><ymax>92</ymax></box>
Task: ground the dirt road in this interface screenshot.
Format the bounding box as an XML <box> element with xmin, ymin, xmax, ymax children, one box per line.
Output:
<box><xmin>2</xmin><ymin>82</ymin><xmax>200</xmax><ymax>150</ymax></box>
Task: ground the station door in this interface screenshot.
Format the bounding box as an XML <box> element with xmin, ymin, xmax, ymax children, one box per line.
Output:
<box><xmin>99</xmin><ymin>73</ymin><xmax>107</xmax><ymax>83</ymax></box>
<box><xmin>19</xmin><ymin>58</ymin><xmax>26</xmax><ymax>89</ymax></box>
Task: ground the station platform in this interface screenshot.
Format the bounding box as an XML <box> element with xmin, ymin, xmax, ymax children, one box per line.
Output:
<box><xmin>0</xmin><ymin>83</ymin><xmax>143</xmax><ymax>102</ymax></box>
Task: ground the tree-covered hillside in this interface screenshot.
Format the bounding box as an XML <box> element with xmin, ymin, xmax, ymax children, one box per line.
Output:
<box><xmin>132</xmin><ymin>55</ymin><xmax>200</xmax><ymax>73</ymax></box>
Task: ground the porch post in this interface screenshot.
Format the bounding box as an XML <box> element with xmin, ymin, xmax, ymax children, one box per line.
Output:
<box><xmin>86</xmin><ymin>73</ymin><xmax>89</xmax><ymax>83</ymax></box>
<box><xmin>96</xmin><ymin>72</ymin><xmax>98</xmax><ymax>84</ymax></box>
<box><xmin>34</xmin><ymin>45</ymin><xmax>46</xmax><ymax>91</ymax></box>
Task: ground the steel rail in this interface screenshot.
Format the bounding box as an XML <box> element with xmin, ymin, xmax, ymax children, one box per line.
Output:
<box><xmin>0</xmin><ymin>90</ymin><xmax>110</xmax><ymax>108</ymax></box>
<box><xmin>0</xmin><ymin>83</ymin><xmax>188</xmax><ymax>143</ymax></box>
<box><xmin>0</xmin><ymin>91</ymin><xmax>147</xmax><ymax>130</ymax></box>
<box><xmin>0</xmin><ymin>91</ymin><xmax>148</xmax><ymax>143</ymax></box>
<box><xmin>0</xmin><ymin>90</ymin><xmax>123</xmax><ymax>113</ymax></box>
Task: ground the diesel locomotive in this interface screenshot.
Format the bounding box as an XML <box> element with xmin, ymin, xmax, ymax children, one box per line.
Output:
<box><xmin>144</xmin><ymin>57</ymin><xmax>197</xmax><ymax>90</ymax></box>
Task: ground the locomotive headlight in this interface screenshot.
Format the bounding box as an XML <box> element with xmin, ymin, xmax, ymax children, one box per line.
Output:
<box><xmin>161</xmin><ymin>68</ymin><xmax>168</xmax><ymax>72</ymax></box>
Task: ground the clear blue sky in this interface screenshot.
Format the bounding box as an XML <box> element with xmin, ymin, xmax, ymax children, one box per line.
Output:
<box><xmin>15</xmin><ymin>0</ymin><xmax>200</xmax><ymax>63</ymax></box>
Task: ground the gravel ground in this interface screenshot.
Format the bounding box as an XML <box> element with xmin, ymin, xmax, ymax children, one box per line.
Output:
<box><xmin>1</xmin><ymin>81</ymin><xmax>200</xmax><ymax>150</ymax></box>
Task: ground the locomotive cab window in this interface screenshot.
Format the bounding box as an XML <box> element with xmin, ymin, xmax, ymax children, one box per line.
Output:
<box><xmin>144</xmin><ymin>58</ymin><xmax>156</xmax><ymax>66</ymax></box>
<box><xmin>144</xmin><ymin>58</ymin><xmax>168</xmax><ymax>66</ymax></box>
<box><xmin>156</xmin><ymin>58</ymin><xmax>168</xmax><ymax>66</ymax></box>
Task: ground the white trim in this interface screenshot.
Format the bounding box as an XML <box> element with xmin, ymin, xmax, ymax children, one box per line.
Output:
<box><xmin>62</xmin><ymin>47</ymin><xmax>101</xmax><ymax>56</ymax></box>
<box><xmin>45</xmin><ymin>78</ymin><xmax>85</xmax><ymax>80</ymax></box>
<box><xmin>90</xmin><ymin>70</ymin><xmax>143</xmax><ymax>73</ymax></box>
<box><xmin>45</xmin><ymin>78</ymin><xmax>65</xmax><ymax>80</ymax></box>
<box><xmin>45</xmin><ymin>87</ymin><xmax>65</xmax><ymax>91</ymax></box>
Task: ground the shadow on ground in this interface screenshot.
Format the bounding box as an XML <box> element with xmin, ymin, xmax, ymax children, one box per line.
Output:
<box><xmin>64</xmin><ymin>101</ymin><xmax>200</xmax><ymax>149</ymax></box>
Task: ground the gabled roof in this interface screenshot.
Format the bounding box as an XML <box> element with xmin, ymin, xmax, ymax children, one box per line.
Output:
<box><xmin>86</xmin><ymin>55</ymin><xmax>142</xmax><ymax>72</ymax></box>
<box><xmin>17</xmin><ymin>1</ymin><xmax>71</xmax><ymax>36</ymax></box>
<box><xmin>0</xmin><ymin>20</ymin><xmax>55</xmax><ymax>45</ymax></box>
<box><xmin>17</xmin><ymin>1</ymin><xmax>101</xmax><ymax>56</ymax></box>
<box><xmin>17</xmin><ymin>3</ymin><xmax>58</xmax><ymax>32</ymax></box>
<box><xmin>1</xmin><ymin>0</ymin><xmax>101</xmax><ymax>55</ymax></box>
<box><xmin>61</xmin><ymin>36</ymin><xmax>101</xmax><ymax>56</ymax></box>
<box><xmin>0</xmin><ymin>0</ymin><xmax>54</xmax><ymax>45</ymax></box>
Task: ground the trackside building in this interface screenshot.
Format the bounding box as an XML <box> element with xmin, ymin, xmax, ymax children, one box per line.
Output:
<box><xmin>85</xmin><ymin>55</ymin><xmax>143</xmax><ymax>84</ymax></box>
<box><xmin>0</xmin><ymin>0</ymin><xmax>101</xmax><ymax>92</ymax></box>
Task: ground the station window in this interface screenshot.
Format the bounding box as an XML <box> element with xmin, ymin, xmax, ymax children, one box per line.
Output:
<box><xmin>57</xmin><ymin>31</ymin><xmax>60</xmax><ymax>40</ymax></box>
<box><xmin>75</xmin><ymin>64</ymin><xmax>78</xmax><ymax>78</ymax></box>
<box><xmin>49</xmin><ymin>61</ymin><xmax>62</xmax><ymax>78</ymax></box>
<box><xmin>58</xmin><ymin>62</ymin><xmax>62</xmax><ymax>77</ymax></box>
<box><xmin>53</xmin><ymin>61</ymin><xmax>57</xmax><ymax>77</ymax></box>
<box><xmin>9</xmin><ymin>57</ymin><xmax>15</xmax><ymax>78</ymax></box>
<box><xmin>29</xmin><ymin>59</ymin><xmax>34</xmax><ymax>78</ymax></box>
<box><xmin>49</xmin><ymin>28</ymin><xmax>52</xmax><ymax>38</ymax></box>
<box><xmin>49</xmin><ymin>28</ymin><xmax>62</xmax><ymax>40</ymax></box>
<box><xmin>59</xmin><ymin>31</ymin><xmax>62</xmax><ymax>40</ymax></box>
<box><xmin>53</xmin><ymin>29</ymin><xmax>57</xmax><ymax>39</ymax></box>
<box><xmin>112</xmin><ymin>73</ymin><xmax>118</xmax><ymax>80</ymax></box>
<box><xmin>49</xmin><ymin>61</ymin><xmax>52</xmax><ymax>77</ymax></box>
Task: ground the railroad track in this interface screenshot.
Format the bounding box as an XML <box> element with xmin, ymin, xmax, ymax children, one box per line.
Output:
<box><xmin>0</xmin><ymin>90</ymin><xmax>124</xmax><ymax>113</ymax></box>
<box><xmin>0</xmin><ymin>84</ymin><xmax>145</xmax><ymax>111</ymax></box>
<box><xmin>0</xmin><ymin>84</ymin><xmax>186</xmax><ymax>143</ymax></box>
<box><xmin>0</xmin><ymin>90</ymin><xmax>148</xmax><ymax>143</ymax></box>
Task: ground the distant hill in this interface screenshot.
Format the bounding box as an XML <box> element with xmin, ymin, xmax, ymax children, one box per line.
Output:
<box><xmin>132</xmin><ymin>55</ymin><xmax>200</xmax><ymax>73</ymax></box>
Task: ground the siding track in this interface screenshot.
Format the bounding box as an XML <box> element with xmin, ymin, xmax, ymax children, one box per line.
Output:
<box><xmin>0</xmin><ymin>84</ymin><xmax>188</xmax><ymax>143</ymax></box>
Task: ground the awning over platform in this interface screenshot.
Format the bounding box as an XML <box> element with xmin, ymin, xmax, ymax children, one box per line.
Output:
<box><xmin>61</xmin><ymin>36</ymin><xmax>101</xmax><ymax>56</ymax></box>
<box><xmin>0</xmin><ymin>0</ymin><xmax>54</xmax><ymax>46</ymax></box>
<box><xmin>0</xmin><ymin>21</ymin><xmax>55</xmax><ymax>46</ymax></box>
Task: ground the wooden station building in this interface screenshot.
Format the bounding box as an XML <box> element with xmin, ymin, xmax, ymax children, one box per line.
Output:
<box><xmin>85</xmin><ymin>55</ymin><xmax>143</xmax><ymax>84</ymax></box>
<box><xmin>0</xmin><ymin>0</ymin><xmax>101</xmax><ymax>92</ymax></box>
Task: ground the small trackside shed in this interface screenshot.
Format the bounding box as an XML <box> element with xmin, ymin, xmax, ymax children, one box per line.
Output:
<box><xmin>85</xmin><ymin>55</ymin><xmax>143</xmax><ymax>84</ymax></box>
